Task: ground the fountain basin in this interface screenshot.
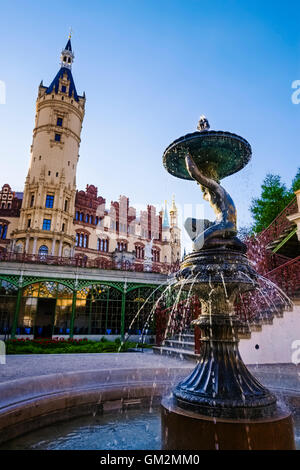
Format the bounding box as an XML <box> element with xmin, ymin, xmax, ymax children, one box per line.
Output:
<box><xmin>1</xmin><ymin>394</ymin><xmax>298</xmax><ymax>450</ymax></box>
<box><xmin>163</xmin><ymin>130</ymin><xmax>251</xmax><ymax>181</ymax></box>
<box><xmin>0</xmin><ymin>366</ymin><xmax>189</xmax><ymax>445</ymax></box>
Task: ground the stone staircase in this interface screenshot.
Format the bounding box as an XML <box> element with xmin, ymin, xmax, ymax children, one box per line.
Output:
<box><xmin>153</xmin><ymin>329</ymin><xmax>200</xmax><ymax>362</ymax></box>
<box><xmin>153</xmin><ymin>300</ymin><xmax>298</xmax><ymax>362</ymax></box>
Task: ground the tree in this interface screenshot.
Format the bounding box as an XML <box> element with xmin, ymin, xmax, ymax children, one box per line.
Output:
<box><xmin>250</xmin><ymin>174</ymin><xmax>290</xmax><ymax>234</ymax></box>
<box><xmin>291</xmin><ymin>167</ymin><xmax>300</xmax><ymax>193</ymax></box>
<box><xmin>250</xmin><ymin>168</ymin><xmax>300</xmax><ymax>234</ymax></box>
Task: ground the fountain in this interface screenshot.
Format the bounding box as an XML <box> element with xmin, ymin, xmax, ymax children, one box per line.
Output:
<box><xmin>161</xmin><ymin>116</ymin><xmax>296</xmax><ymax>450</ymax></box>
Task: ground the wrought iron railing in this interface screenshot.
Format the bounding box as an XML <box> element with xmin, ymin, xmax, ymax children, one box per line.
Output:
<box><xmin>266</xmin><ymin>256</ymin><xmax>300</xmax><ymax>298</ymax></box>
<box><xmin>245</xmin><ymin>196</ymin><xmax>298</xmax><ymax>289</ymax></box>
<box><xmin>0</xmin><ymin>251</ymin><xmax>174</xmax><ymax>275</ymax></box>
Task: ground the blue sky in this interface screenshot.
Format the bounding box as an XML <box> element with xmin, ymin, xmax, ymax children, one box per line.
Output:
<box><xmin>0</xmin><ymin>0</ymin><xmax>299</xmax><ymax>247</ymax></box>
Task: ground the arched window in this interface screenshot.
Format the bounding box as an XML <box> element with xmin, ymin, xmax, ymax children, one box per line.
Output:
<box><xmin>85</xmin><ymin>214</ymin><xmax>89</xmax><ymax>223</ymax></box>
<box><xmin>38</xmin><ymin>245</ymin><xmax>48</xmax><ymax>259</ymax></box>
<box><xmin>84</xmin><ymin>234</ymin><xmax>88</xmax><ymax>248</ymax></box>
<box><xmin>79</xmin><ymin>213</ymin><xmax>83</xmax><ymax>222</ymax></box>
<box><xmin>80</xmin><ymin>234</ymin><xmax>84</xmax><ymax>247</ymax></box>
<box><xmin>89</xmin><ymin>215</ymin><xmax>93</xmax><ymax>224</ymax></box>
<box><xmin>76</xmin><ymin>233</ymin><xmax>79</xmax><ymax>246</ymax></box>
<box><xmin>75</xmin><ymin>211</ymin><xmax>79</xmax><ymax>220</ymax></box>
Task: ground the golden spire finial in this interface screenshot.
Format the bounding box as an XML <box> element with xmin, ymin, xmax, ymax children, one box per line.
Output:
<box><xmin>170</xmin><ymin>194</ymin><xmax>177</xmax><ymax>213</ymax></box>
<box><xmin>68</xmin><ymin>27</ymin><xmax>73</xmax><ymax>39</ymax></box>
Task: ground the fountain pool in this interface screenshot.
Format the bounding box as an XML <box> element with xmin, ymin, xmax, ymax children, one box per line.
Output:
<box><xmin>0</xmin><ymin>403</ymin><xmax>299</xmax><ymax>450</ymax></box>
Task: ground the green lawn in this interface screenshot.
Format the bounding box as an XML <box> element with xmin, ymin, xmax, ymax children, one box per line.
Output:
<box><xmin>5</xmin><ymin>337</ymin><xmax>151</xmax><ymax>354</ymax></box>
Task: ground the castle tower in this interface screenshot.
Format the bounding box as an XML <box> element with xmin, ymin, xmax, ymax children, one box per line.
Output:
<box><xmin>169</xmin><ymin>195</ymin><xmax>181</xmax><ymax>264</ymax></box>
<box><xmin>169</xmin><ymin>195</ymin><xmax>178</xmax><ymax>228</ymax></box>
<box><xmin>11</xmin><ymin>36</ymin><xmax>86</xmax><ymax>257</ymax></box>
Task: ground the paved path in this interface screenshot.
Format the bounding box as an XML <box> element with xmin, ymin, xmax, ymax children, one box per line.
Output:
<box><xmin>0</xmin><ymin>352</ymin><xmax>193</xmax><ymax>384</ymax></box>
<box><xmin>247</xmin><ymin>363</ymin><xmax>300</xmax><ymax>394</ymax></box>
<box><xmin>0</xmin><ymin>352</ymin><xmax>299</xmax><ymax>394</ymax></box>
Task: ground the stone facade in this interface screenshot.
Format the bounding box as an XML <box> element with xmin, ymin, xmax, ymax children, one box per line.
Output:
<box><xmin>0</xmin><ymin>38</ymin><xmax>181</xmax><ymax>270</ymax></box>
<box><xmin>73</xmin><ymin>186</ymin><xmax>180</xmax><ymax>268</ymax></box>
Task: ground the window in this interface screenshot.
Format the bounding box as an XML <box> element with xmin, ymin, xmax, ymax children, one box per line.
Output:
<box><xmin>135</xmin><ymin>246</ymin><xmax>144</xmax><ymax>259</ymax></box>
<box><xmin>30</xmin><ymin>194</ymin><xmax>34</xmax><ymax>207</ymax></box>
<box><xmin>79</xmin><ymin>213</ymin><xmax>83</xmax><ymax>222</ymax></box>
<box><xmin>57</xmin><ymin>117</ymin><xmax>63</xmax><ymax>126</ymax></box>
<box><xmin>27</xmin><ymin>219</ymin><xmax>31</xmax><ymax>228</ymax></box>
<box><xmin>97</xmin><ymin>239</ymin><xmax>108</xmax><ymax>252</ymax></box>
<box><xmin>75</xmin><ymin>211</ymin><xmax>79</xmax><ymax>220</ymax></box>
<box><xmin>42</xmin><ymin>219</ymin><xmax>51</xmax><ymax>231</ymax></box>
<box><xmin>1</xmin><ymin>225</ymin><xmax>7</xmax><ymax>239</ymax></box>
<box><xmin>48</xmin><ymin>171</ymin><xmax>51</xmax><ymax>176</ymax></box>
<box><xmin>39</xmin><ymin>245</ymin><xmax>48</xmax><ymax>257</ymax></box>
<box><xmin>45</xmin><ymin>195</ymin><xmax>54</xmax><ymax>208</ymax></box>
<box><xmin>117</xmin><ymin>242</ymin><xmax>127</xmax><ymax>252</ymax></box>
<box><xmin>83</xmin><ymin>235</ymin><xmax>88</xmax><ymax>248</ymax></box>
<box><xmin>85</xmin><ymin>214</ymin><xmax>89</xmax><ymax>223</ymax></box>
<box><xmin>55</xmin><ymin>133</ymin><xmax>61</xmax><ymax>142</ymax></box>
<box><xmin>61</xmin><ymin>86</ymin><xmax>66</xmax><ymax>93</ymax></box>
<box><xmin>62</xmin><ymin>223</ymin><xmax>65</xmax><ymax>232</ymax></box>
<box><xmin>56</xmin><ymin>172</ymin><xmax>59</xmax><ymax>177</ymax></box>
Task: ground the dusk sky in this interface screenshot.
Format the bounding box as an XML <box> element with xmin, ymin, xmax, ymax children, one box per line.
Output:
<box><xmin>0</xmin><ymin>0</ymin><xmax>299</xmax><ymax>249</ymax></box>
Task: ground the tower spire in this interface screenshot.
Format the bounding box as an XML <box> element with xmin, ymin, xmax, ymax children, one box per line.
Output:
<box><xmin>60</xmin><ymin>34</ymin><xmax>74</xmax><ymax>69</ymax></box>
<box><xmin>162</xmin><ymin>200</ymin><xmax>169</xmax><ymax>228</ymax></box>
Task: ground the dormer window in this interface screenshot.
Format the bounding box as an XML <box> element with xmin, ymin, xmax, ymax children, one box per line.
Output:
<box><xmin>61</xmin><ymin>86</ymin><xmax>66</xmax><ymax>94</ymax></box>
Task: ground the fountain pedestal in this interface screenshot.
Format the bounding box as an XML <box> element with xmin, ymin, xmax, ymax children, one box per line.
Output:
<box><xmin>161</xmin><ymin>398</ymin><xmax>295</xmax><ymax>450</ymax></box>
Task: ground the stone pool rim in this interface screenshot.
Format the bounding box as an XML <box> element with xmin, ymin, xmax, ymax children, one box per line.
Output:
<box><xmin>0</xmin><ymin>366</ymin><xmax>189</xmax><ymax>445</ymax></box>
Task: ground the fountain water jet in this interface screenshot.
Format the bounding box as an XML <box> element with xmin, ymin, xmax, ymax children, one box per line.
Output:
<box><xmin>161</xmin><ymin>117</ymin><xmax>295</xmax><ymax>450</ymax></box>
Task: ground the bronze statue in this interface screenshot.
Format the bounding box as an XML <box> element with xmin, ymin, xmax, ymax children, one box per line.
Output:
<box><xmin>184</xmin><ymin>153</ymin><xmax>238</xmax><ymax>250</ymax></box>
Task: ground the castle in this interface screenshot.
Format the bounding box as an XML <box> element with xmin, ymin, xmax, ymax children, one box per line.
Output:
<box><xmin>0</xmin><ymin>37</ymin><xmax>181</xmax><ymax>271</ymax></box>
